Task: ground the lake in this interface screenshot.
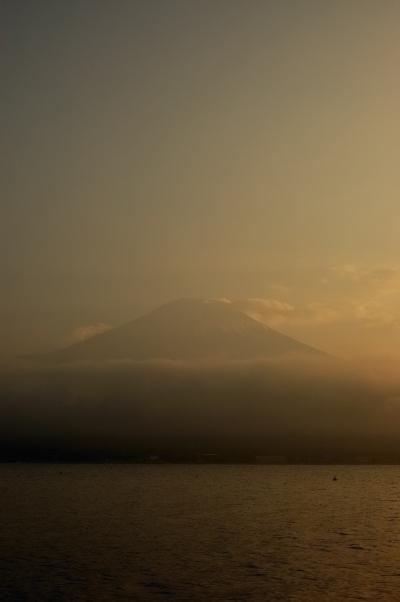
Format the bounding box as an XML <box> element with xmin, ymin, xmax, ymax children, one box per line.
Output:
<box><xmin>1</xmin><ymin>464</ymin><xmax>400</xmax><ymax>601</ymax></box>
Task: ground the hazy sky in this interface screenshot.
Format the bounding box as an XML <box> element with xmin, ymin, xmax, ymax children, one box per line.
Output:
<box><xmin>2</xmin><ymin>0</ymin><xmax>400</xmax><ymax>357</ymax></box>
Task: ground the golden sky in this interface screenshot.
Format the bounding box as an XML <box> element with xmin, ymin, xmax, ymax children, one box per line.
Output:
<box><xmin>2</xmin><ymin>1</ymin><xmax>400</xmax><ymax>358</ymax></box>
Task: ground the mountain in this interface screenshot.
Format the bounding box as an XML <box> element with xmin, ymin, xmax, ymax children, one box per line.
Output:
<box><xmin>40</xmin><ymin>298</ymin><xmax>322</xmax><ymax>363</ymax></box>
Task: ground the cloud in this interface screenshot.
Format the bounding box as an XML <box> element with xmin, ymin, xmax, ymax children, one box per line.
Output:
<box><xmin>66</xmin><ymin>323</ymin><xmax>111</xmax><ymax>344</ymax></box>
<box><xmin>223</xmin><ymin>266</ymin><xmax>400</xmax><ymax>337</ymax></box>
<box><xmin>225</xmin><ymin>297</ymin><xmax>340</xmax><ymax>329</ymax></box>
<box><xmin>206</xmin><ymin>297</ymin><xmax>232</xmax><ymax>304</ymax></box>
<box><xmin>330</xmin><ymin>265</ymin><xmax>398</xmax><ymax>286</ymax></box>
<box><xmin>325</xmin><ymin>266</ymin><xmax>400</xmax><ymax>328</ymax></box>
<box><xmin>351</xmin><ymin>301</ymin><xmax>398</xmax><ymax>328</ymax></box>
<box><xmin>233</xmin><ymin>298</ymin><xmax>295</xmax><ymax>327</ymax></box>
<box><xmin>1</xmin><ymin>355</ymin><xmax>400</xmax><ymax>461</ymax></box>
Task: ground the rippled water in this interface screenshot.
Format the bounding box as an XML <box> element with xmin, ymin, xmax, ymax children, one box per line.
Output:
<box><xmin>1</xmin><ymin>464</ymin><xmax>400</xmax><ymax>601</ymax></box>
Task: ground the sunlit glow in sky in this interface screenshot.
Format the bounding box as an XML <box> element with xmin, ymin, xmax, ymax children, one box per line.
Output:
<box><xmin>2</xmin><ymin>0</ymin><xmax>400</xmax><ymax>357</ymax></box>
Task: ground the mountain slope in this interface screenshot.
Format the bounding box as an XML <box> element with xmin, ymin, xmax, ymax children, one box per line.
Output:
<box><xmin>42</xmin><ymin>298</ymin><xmax>322</xmax><ymax>362</ymax></box>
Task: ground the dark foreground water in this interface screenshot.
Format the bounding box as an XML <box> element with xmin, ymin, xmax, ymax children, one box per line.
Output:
<box><xmin>1</xmin><ymin>465</ymin><xmax>400</xmax><ymax>601</ymax></box>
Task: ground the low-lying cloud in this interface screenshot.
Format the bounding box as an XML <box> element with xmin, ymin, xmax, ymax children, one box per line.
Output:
<box><xmin>1</xmin><ymin>355</ymin><xmax>400</xmax><ymax>461</ymax></box>
<box><xmin>65</xmin><ymin>323</ymin><xmax>111</xmax><ymax>344</ymax></box>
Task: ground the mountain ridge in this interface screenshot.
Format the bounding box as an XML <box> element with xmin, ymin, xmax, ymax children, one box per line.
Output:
<box><xmin>29</xmin><ymin>298</ymin><xmax>323</xmax><ymax>363</ymax></box>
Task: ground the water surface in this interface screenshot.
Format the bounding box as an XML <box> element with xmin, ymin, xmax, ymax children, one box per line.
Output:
<box><xmin>1</xmin><ymin>464</ymin><xmax>400</xmax><ymax>601</ymax></box>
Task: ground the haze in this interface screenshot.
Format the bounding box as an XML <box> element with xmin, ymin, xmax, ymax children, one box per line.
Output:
<box><xmin>2</xmin><ymin>0</ymin><xmax>400</xmax><ymax>360</ymax></box>
<box><xmin>6</xmin><ymin>8</ymin><xmax>400</xmax><ymax>602</ymax></box>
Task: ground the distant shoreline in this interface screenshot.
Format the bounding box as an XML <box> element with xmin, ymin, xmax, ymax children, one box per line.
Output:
<box><xmin>2</xmin><ymin>460</ymin><xmax>400</xmax><ymax>466</ymax></box>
